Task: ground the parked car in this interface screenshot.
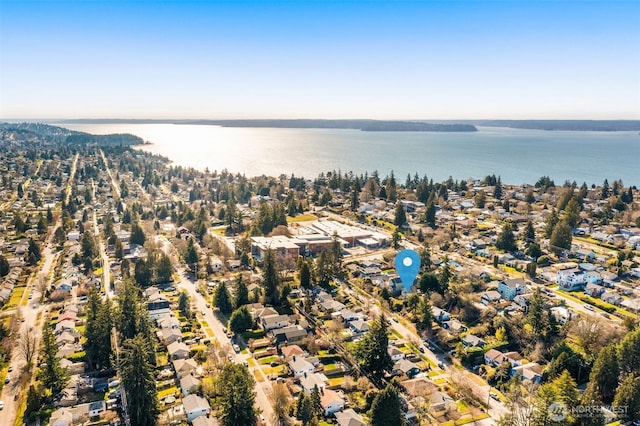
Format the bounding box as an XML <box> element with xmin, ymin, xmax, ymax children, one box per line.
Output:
<box><xmin>490</xmin><ymin>392</ymin><xmax>500</xmax><ymax>401</ymax></box>
<box><xmin>232</xmin><ymin>344</ymin><xmax>240</xmax><ymax>353</ymax></box>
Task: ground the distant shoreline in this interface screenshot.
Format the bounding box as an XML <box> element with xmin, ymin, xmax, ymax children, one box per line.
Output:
<box><xmin>48</xmin><ymin>118</ymin><xmax>640</xmax><ymax>132</ymax></box>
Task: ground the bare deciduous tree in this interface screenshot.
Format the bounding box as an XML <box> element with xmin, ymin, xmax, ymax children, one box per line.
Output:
<box><xmin>269</xmin><ymin>382</ymin><xmax>293</xmax><ymax>426</ymax></box>
<box><xmin>16</xmin><ymin>326</ymin><xmax>38</xmax><ymax>367</ymax></box>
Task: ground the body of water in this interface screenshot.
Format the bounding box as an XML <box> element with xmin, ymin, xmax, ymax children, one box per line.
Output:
<box><xmin>59</xmin><ymin>122</ymin><xmax>639</xmax><ymax>186</ymax></box>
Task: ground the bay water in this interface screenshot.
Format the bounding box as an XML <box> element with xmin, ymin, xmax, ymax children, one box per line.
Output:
<box><xmin>59</xmin><ymin>122</ymin><xmax>639</xmax><ymax>186</ymax></box>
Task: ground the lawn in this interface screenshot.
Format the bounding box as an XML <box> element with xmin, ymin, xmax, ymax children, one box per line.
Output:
<box><xmin>258</xmin><ymin>355</ymin><xmax>280</xmax><ymax>365</ymax></box>
<box><xmin>242</xmin><ymin>330</ymin><xmax>266</xmax><ymax>340</ymax></box>
<box><xmin>323</xmin><ymin>363</ymin><xmax>338</xmax><ymax>371</ymax></box>
<box><xmin>204</xmin><ymin>328</ymin><xmax>214</xmax><ymax>337</ymax></box>
<box><xmin>157</xmin><ymin>386</ymin><xmax>179</xmax><ymax>399</ymax></box>
<box><xmin>156</xmin><ymin>352</ymin><xmax>169</xmax><ymax>367</ymax></box>
<box><xmin>328</xmin><ymin>377</ymin><xmax>343</xmax><ymax>387</ymax></box>
<box><xmin>7</xmin><ymin>286</ymin><xmax>26</xmax><ymax>308</ymax></box>
<box><xmin>287</xmin><ymin>214</ymin><xmax>318</xmax><ymax>223</ymax></box>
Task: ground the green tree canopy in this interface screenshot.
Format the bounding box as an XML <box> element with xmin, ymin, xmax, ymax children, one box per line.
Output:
<box><xmin>355</xmin><ymin>315</ymin><xmax>393</xmax><ymax>382</ymax></box>
<box><xmin>121</xmin><ymin>335</ymin><xmax>159</xmax><ymax>426</ymax></box>
<box><xmin>229</xmin><ymin>305</ymin><xmax>253</xmax><ymax>334</ymax></box>
<box><xmin>217</xmin><ymin>363</ymin><xmax>257</xmax><ymax>426</ymax></box>
<box><xmin>369</xmin><ymin>385</ymin><xmax>402</xmax><ymax>426</ymax></box>
<box><xmin>215</xmin><ymin>282</ymin><xmax>233</xmax><ymax>314</ymax></box>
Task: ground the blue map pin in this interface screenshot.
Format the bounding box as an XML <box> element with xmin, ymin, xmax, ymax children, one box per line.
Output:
<box><xmin>394</xmin><ymin>249</ymin><xmax>421</xmax><ymax>292</ymax></box>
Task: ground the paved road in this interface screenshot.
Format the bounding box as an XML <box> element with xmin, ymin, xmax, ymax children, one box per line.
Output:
<box><xmin>173</xmin><ymin>268</ymin><xmax>276</xmax><ymax>425</ymax></box>
<box><xmin>0</xmin><ymin>241</ymin><xmax>56</xmax><ymax>424</ymax></box>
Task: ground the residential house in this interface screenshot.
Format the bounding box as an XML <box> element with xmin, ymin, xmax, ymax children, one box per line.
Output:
<box><xmin>348</xmin><ymin>319</ymin><xmax>370</xmax><ymax>334</ymax></box>
<box><xmin>429</xmin><ymin>391</ymin><xmax>455</xmax><ymax>416</ymax></box>
<box><xmin>601</xmin><ymin>291</ymin><xmax>623</xmax><ymax>305</ymax></box>
<box><xmin>159</xmin><ymin>327</ymin><xmax>183</xmax><ymax>345</ymax></box>
<box><xmin>180</xmin><ymin>374</ymin><xmax>201</xmax><ymax>396</ymax></box>
<box><xmin>484</xmin><ymin>349</ymin><xmax>504</xmax><ymax>367</ymax></box>
<box><xmin>441</xmin><ymin>319</ymin><xmax>466</xmax><ymax>334</ymax></box>
<box><xmin>585</xmin><ymin>283</ymin><xmax>605</xmax><ymax>298</ymax></box>
<box><xmin>167</xmin><ymin>341</ymin><xmax>190</xmax><ymax>360</ymax></box>
<box><xmin>461</xmin><ymin>334</ymin><xmax>486</xmax><ymax>348</ymax></box>
<box><xmin>261</xmin><ymin>314</ymin><xmax>291</xmax><ymax>331</ymax></box>
<box><xmin>512</xmin><ymin>363</ymin><xmax>543</xmax><ymax>383</ymax></box>
<box><xmin>557</xmin><ymin>268</ymin><xmax>587</xmax><ymax>291</ymax></box>
<box><xmin>550</xmin><ymin>307</ymin><xmax>575</xmax><ymax>324</ymax></box>
<box><xmin>289</xmin><ymin>356</ymin><xmax>315</xmax><ymax>377</ymax></box>
<box><xmin>321</xmin><ymin>389</ymin><xmax>345</xmax><ymax>417</ymax></box>
<box><xmin>513</xmin><ymin>294</ymin><xmax>531</xmax><ymax>310</ymax></box>
<box><xmin>183</xmin><ymin>394</ymin><xmax>211</xmax><ymax>422</ymax></box>
<box><xmin>335</xmin><ymin>409</ymin><xmax>366</xmax><ymax>426</ymax></box>
<box><xmin>192</xmin><ymin>416</ymin><xmax>220</xmax><ymax>426</ymax></box>
<box><xmin>481</xmin><ymin>290</ymin><xmax>502</xmax><ymax>305</ymax></box>
<box><xmin>431</xmin><ymin>307</ymin><xmax>451</xmax><ymax>322</ymax></box>
<box><xmin>502</xmin><ymin>351</ymin><xmax>523</xmax><ymax>367</ymax></box>
<box><xmin>400</xmin><ymin>377</ymin><xmax>438</xmax><ymax>397</ymax></box>
<box><xmin>88</xmin><ymin>400</ymin><xmax>106</xmax><ymax>417</ymax></box>
<box><xmin>388</xmin><ymin>346</ymin><xmax>405</xmax><ymax>361</ymax></box>
<box><xmin>272</xmin><ymin>324</ymin><xmax>308</xmax><ymax>345</ymax></box>
<box><xmin>280</xmin><ymin>345</ymin><xmax>306</xmax><ymax>361</ymax></box>
<box><xmin>173</xmin><ymin>358</ymin><xmax>198</xmax><ymax>378</ymax></box>
<box><xmin>300</xmin><ymin>372</ymin><xmax>328</xmax><ymax>393</ymax></box>
<box><xmin>498</xmin><ymin>278</ymin><xmax>526</xmax><ymax>301</ymax></box>
<box><xmin>393</xmin><ymin>359</ymin><xmax>421</xmax><ymax>378</ymax></box>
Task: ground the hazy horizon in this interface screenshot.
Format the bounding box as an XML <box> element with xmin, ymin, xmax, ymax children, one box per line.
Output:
<box><xmin>1</xmin><ymin>0</ymin><xmax>639</xmax><ymax>120</ymax></box>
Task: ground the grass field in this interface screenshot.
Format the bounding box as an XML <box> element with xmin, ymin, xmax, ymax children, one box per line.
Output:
<box><xmin>287</xmin><ymin>214</ymin><xmax>318</xmax><ymax>223</ymax></box>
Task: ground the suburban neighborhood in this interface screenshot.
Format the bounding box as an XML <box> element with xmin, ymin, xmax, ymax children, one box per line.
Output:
<box><xmin>0</xmin><ymin>122</ymin><xmax>639</xmax><ymax>426</ymax></box>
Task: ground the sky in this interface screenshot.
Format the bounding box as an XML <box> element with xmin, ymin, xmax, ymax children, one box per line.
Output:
<box><xmin>1</xmin><ymin>0</ymin><xmax>639</xmax><ymax>120</ymax></box>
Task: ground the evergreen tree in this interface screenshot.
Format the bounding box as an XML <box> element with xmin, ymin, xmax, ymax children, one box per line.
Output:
<box><xmin>355</xmin><ymin>315</ymin><xmax>393</xmax><ymax>382</ymax></box>
<box><xmin>394</xmin><ymin>202</ymin><xmax>407</xmax><ymax>227</ymax></box>
<box><xmin>526</xmin><ymin>288</ymin><xmax>546</xmax><ymax>335</ymax></box>
<box><xmin>349</xmin><ymin>188</ymin><xmax>360</xmax><ymax>212</ymax></box>
<box><xmin>425</xmin><ymin>201</ymin><xmax>436</xmax><ymax>227</ymax></box>
<box><xmin>184</xmin><ymin>238</ymin><xmax>199</xmax><ymax>265</ymax></box>
<box><xmin>217</xmin><ymin>363</ymin><xmax>257</xmax><ymax>426</ymax></box>
<box><xmin>85</xmin><ymin>289</ymin><xmax>113</xmax><ymax>370</ymax></box>
<box><xmin>613</xmin><ymin>374</ymin><xmax>640</xmax><ymax>421</ymax></box>
<box><xmin>121</xmin><ymin>335</ymin><xmax>159</xmax><ymax>426</ymax></box>
<box><xmin>229</xmin><ymin>305</ymin><xmax>253</xmax><ymax>334</ymax></box>
<box><xmin>299</xmin><ymin>260</ymin><xmax>312</xmax><ymax>290</ymax></box>
<box><xmin>156</xmin><ymin>253</ymin><xmax>173</xmax><ymax>283</ymax></box>
<box><xmin>415</xmin><ymin>295</ymin><xmax>433</xmax><ymax>336</ymax></box>
<box><xmin>545</xmin><ymin>209</ymin><xmax>559</xmax><ymax>238</ymax></box>
<box><xmin>262</xmin><ymin>248</ymin><xmax>280</xmax><ymax>305</ymax></box>
<box><xmin>493</xmin><ymin>177</ymin><xmax>503</xmax><ymax>200</ymax></box>
<box><xmin>115</xmin><ymin>237</ymin><xmax>124</xmax><ymax>260</ymax></box>
<box><xmin>0</xmin><ymin>255</ymin><xmax>9</xmax><ymax>277</ymax></box>
<box><xmin>296</xmin><ymin>392</ymin><xmax>314</xmax><ymax>425</ymax></box>
<box><xmin>130</xmin><ymin>222</ymin><xmax>146</xmax><ymax>246</ymax></box>
<box><xmin>234</xmin><ymin>274</ymin><xmax>250</xmax><ymax>308</ymax></box>
<box><xmin>418</xmin><ymin>272</ymin><xmax>440</xmax><ymax>294</ymax></box>
<box><xmin>309</xmin><ymin>386</ymin><xmax>323</xmax><ymax>419</ymax></box>
<box><xmin>585</xmin><ymin>344</ymin><xmax>619</xmax><ymax>404</ymax></box>
<box><xmin>27</xmin><ymin>238</ymin><xmax>41</xmax><ymax>265</ymax></box>
<box><xmin>617</xmin><ymin>327</ymin><xmax>640</xmax><ymax>376</ymax></box>
<box><xmin>178</xmin><ymin>291</ymin><xmax>191</xmax><ymax>318</ymax></box>
<box><xmin>369</xmin><ymin>385</ymin><xmax>402</xmax><ymax>426</ymax></box>
<box><xmin>496</xmin><ymin>222</ymin><xmax>517</xmax><ymax>252</ymax></box>
<box><xmin>523</xmin><ymin>219</ymin><xmax>535</xmax><ymax>246</ymax></box>
<box><xmin>215</xmin><ymin>282</ymin><xmax>233</xmax><ymax>314</ymax></box>
<box><xmin>38</xmin><ymin>326</ymin><xmax>69</xmax><ymax>395</ymax></box>
<box><xmin>549</xmin><ymin>219</ymin><xmax>572</xmax><ymax>256</ymax></box>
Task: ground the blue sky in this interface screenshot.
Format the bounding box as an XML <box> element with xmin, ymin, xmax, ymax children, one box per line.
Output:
<box><xmin>1</xmin><ymin>0</ymin><xmax>638</xmax><ymax>119</ymax></box>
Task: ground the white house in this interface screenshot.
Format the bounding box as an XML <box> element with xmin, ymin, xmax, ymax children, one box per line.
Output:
<box><xmin>557</xmin><ymin>268</ymin><xmax>587</xmax><ymax>291</ymax></box>
<box><xmin>183</xmin><ymin>394</ymin><xmax>211</xmax><ymax>422</ymax></box>
<box><xmin>289</xmin><ymin>356</ymin><xmax>315</xmax><ymax>377</ymax></box>
<box><xmin>321</xmin><ymin>389</ymin><xmax>345</xmax><ymax>416</ymax></box>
